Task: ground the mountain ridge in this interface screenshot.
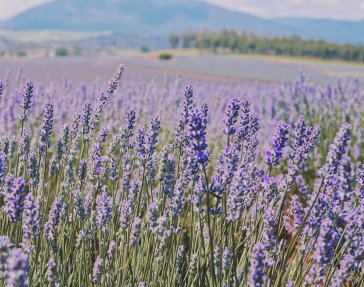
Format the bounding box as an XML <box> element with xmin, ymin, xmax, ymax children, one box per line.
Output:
<box><xmin>2</xmin><ymin>0</ymin><xmax>364</xmax><ymax>45</ymax></box>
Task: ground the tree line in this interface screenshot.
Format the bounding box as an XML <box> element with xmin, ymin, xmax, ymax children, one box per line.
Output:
<box><xmin>169</xmin><ymin>30</ymin><xmax>364</xmax><ymax>62</ymax></box>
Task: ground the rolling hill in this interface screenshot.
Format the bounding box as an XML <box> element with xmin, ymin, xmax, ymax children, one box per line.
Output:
<box><xmin>1</xmin><ymin>0</ymin><xmax>364</xmax><ymax>45</ymax></box>
<box><xmin>0</xmin><ymin>0</ymin><xmax>293</xmax><ymax>36</ymax></box>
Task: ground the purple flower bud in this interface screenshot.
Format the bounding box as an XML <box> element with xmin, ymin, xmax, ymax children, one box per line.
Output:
<box><xmin>119</xmin><ymin>200</ymin><xmax>133</xmax><ymax>230</ymax></box>
<box><xmin>188</xmin><ymin>108</ymin><xmax>209</xmax><ymax>166</ymax></box>
<box><xmin>92</xmin><ymin>257</ymin><xmax>103</xmax><ymax>284</ymax></box>
<box><xmin>0</xmin><ymin>81</ymin><xmax>3</xmax><ymax>97</ymax></box>
<box><xmin>3</xmin><ymin>175</ymin><xmax>26</xmax><ymax>222</ymax></box>
<box><xmin>78</xmin><ymin>159</ymin><xmax>88</xmax><ymax>188</ymax></box>
<box><xmin>81</xmin><ymin>101</ymin><xmax>92</xmax><ymax>137</ymax></box>
<box><xmin>176</xmin><ymin>245</ymin><xmax>185</xmax><ymax>272</ymax></box>
<box><xmin>223</xmin><ymin>98</ymin><xmax>241</xmax><ymax>136</ymax></box>
<box><xmin>248</xmin><ymin>243</ymin><xmax>266</xmax><ymax>287</ymax></box>
<box><xmin>222</xmin><ymin>247</ymin><xmax>232</xmax><ymax>275</ymax></box>
<box><xmin>266</xmin><ymin>123</ymin><xmax>289</xmax><ymax>167</ymax></box>
<box><xmin>38</xmin><ymin>101</ymin><xmax>54</xmax><ymax>153</ymax></box>
<box><xmin>321</xmin><ymin>123</ymin><xmax>351</xmax><ymax>175</ymax></box>
<box><xmin>95</xmin><ymin>191</ymin><xmax>112</xmax><ymax>232</ymax></box>
<box><xmin>46</xmin><ymin>257</ymin><xmax>60</xmax><ymax>287</ymax></box>
<box><xmin>20</xmin><ymin>81</ymin><xmax>33</xmax><ymax>121</ymax></box>
<box><xmin>44</xmin><ymin>196</ymin><xmax>63</xmax><ymax>249</ymax></box>
<box><xmin>22</xmin><ymin>194</ymin><xmax>39</xmax><ymax>240</ymax></box>
<box><xmin>332</xmin><ymin>254</ymin><xmax>354</xmax><ymax>287</ymax></box>
<box><xmin>130</xmin><ymin>217</ymin><xmax>142</xmax><ymax>246</ymax></box>
<box><xmin>6</xmin><ymin>248</ymin><xmax>29</xmax><ymax>287</ymax></box>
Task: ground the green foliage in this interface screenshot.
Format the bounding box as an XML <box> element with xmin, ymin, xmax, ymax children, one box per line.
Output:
<box><xmin>55</xmin><ymin>47</ymin><xmax>69</xmax><ymax>57</ymax></box>
<box><xmin>159</xmin><ymin>52</ymin><xmax>173</xmax><ymax>60</ymax></box>
<box><xmin>140</xmin><ymin>45</ymin><xmax>150</xmax><ymax>53</ymax></box>
<box><xmin>15</xmin><ymin>50</ymin><xmax>26</xmax><ymax>57</ymax></box>
<box><xmin>170</xmin><ymin>30</ymin><xmax>364</xmax><ymax>62</ymax></box>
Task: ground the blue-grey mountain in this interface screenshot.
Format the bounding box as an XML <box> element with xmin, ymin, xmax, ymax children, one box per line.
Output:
<box><xmin>2</xmin><ymin>0</ymin><xmax>364</xmax><ymax>44</ymax></box>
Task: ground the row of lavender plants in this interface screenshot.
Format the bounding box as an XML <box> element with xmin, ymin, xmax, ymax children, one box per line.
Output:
<box><xmin>0</xmin><ymin>65</ymin><xmax>363</xmax><ymax>286</ymax></box>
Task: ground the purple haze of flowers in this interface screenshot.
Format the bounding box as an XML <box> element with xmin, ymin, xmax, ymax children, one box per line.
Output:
<box><xmin>248</xmin><ymin>242</ymin><xmax>266</xmax><ymax>287</ymax></box>
<box><xmin>92</xmin><ymin>257</ymin><xmax>103</xmax><ymax>284</ymax></box>
<box><xmin>20</xmin><ymin>81</ymin><xmax>33</xmax><ymax>122</ymax></box>
<box><xmin>22</xmin><ymin>193</ymin><xmax>39</xmax><ymax>241</ymax></box>
<box><xmin>95</xmin><ymin>191</ymin><xmax>112</xmax><ymax>232</ymax></box>
<box><xmin>265</xmin><ymin>122</ymin><xmax>290</xmax><ymax>167</ymax></box>
<box><xmin>6</xmin><ymin>248</ymin><xmax>29</xmax><ymax>287</ymax></box>
<box><xmin>3</xmin><ymin>174</ymin><xmax>26</xmax><ymax>222</ymax></box>
<box><xmin>188</xmin><ymin>108</ymin><xmax>209</xmax><ymax>166</ymax></box>
<box><xmin>223</xmin><ymin>98</ymin><xmax>241</xmax><ymax>136</ymax></box>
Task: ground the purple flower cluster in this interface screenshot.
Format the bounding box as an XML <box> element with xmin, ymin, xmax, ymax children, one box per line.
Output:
<box><xmin>265</xmin><ymin>123</ymin><xmax>290</xmax><ymax>167</ymax></box>
<box><xmin>3</xmin><ymin>175</ymin><xmax>26</xmax><ymax>222</ymax></box>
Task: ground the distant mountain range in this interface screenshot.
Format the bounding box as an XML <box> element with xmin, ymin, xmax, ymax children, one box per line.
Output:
<box><xmin>1</xmin><ymin>0</ymin><xmax>364</xmax><ymax>45</ymax></box>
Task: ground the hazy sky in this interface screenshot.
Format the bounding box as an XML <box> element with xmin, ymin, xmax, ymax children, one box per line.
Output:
<box><xmin>0</xmin><ymin>0</ymin><xmax>363</xmax><ymax>21</ymax></box>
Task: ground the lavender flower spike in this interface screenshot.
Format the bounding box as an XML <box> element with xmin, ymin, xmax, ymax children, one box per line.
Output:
<box><xmin>223</xmin><ymin>98</ymin><xmax>241</xmax><ymax>136</ymax></box>
<box><xmin>248</xmin><ymin>243</ymin><xmax>266</xmax><ymax>287</ymax></box>
<box><xmin>92</xmin><ymin>257</ymin><xmax>103</xmax><ymax>284</ymax></box>
<box><xmin>6</xmin><ymin>248</ymin><xmax>29</xmax><ymax>287</ymax></box>
<box><xmin>20</xmin><ymin>81</ymin><xmax>33</xmax><ymax>122</ymax></box>
<box><xmin>266</xmin><ymin>123</ymin><xmax>289</xmax><ymax>167</ymax></box>
<box><xmin>47</xmin><ymin>257</ymin><xmax>60</xmax><ymax>287</ymax></box>
<box><xmin>3</xmin><ymin>175</ymin><xmax>27</xmax><ymax>223</ymax></box>
<box><xmin>39</xmin><ymin>101</ymin><xmax>54</xmax><ymax>153</ymax></box>
<box><xmin>188</xmin><ymin>108</ymin><xmax>209</xmax><ymax>166</ymax></box>
<box><xmin>95</xmin><ymin>191</ymin><xmax>112</xmax><ymax>233</ymax></box>
<box><xmin>22</xmin><ymin>193</ymin><xmax>39</xmax><ymax>241</ymax></box>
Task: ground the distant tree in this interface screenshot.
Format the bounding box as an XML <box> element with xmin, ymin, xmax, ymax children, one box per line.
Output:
<box><xmin>159</xmin><ymin>53</ymin><xmax>173</xmax><ymax>60</ymax></box>
<box><xmin>170</xmin><ymin>30</ymin><xmax>364</xmax><ymax>62</ymax></box>
<box><xmin>140</xmin><ymin>45</ymin><xmax>150</xmax><ymax>53</ymax></box>
<box><xmin>169</xmin><ymin>34</ymin><xmax>180</xmax><ymax>49</ymax></box>
<box><xmin>16</xmin><ymin>50</ymin><xmax>26</xmax><ymax>57</ymax></box>
<box><xmin>55</xmin><ymin>47</ymin><xmax>68</xmax><ymax>57</ymax></box>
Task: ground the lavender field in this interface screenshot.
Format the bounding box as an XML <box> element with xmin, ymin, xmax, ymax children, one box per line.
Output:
<box><xmin>0</xmin><ymin>59</ymin><xmax>363</xmax><ymax>287</ymax></box>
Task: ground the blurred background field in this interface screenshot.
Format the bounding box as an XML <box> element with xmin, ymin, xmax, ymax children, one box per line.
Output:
<box><xmin>2</xmin><ymin>51</ymin><xmax>364</xmax><ymax>85</ymax></box>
